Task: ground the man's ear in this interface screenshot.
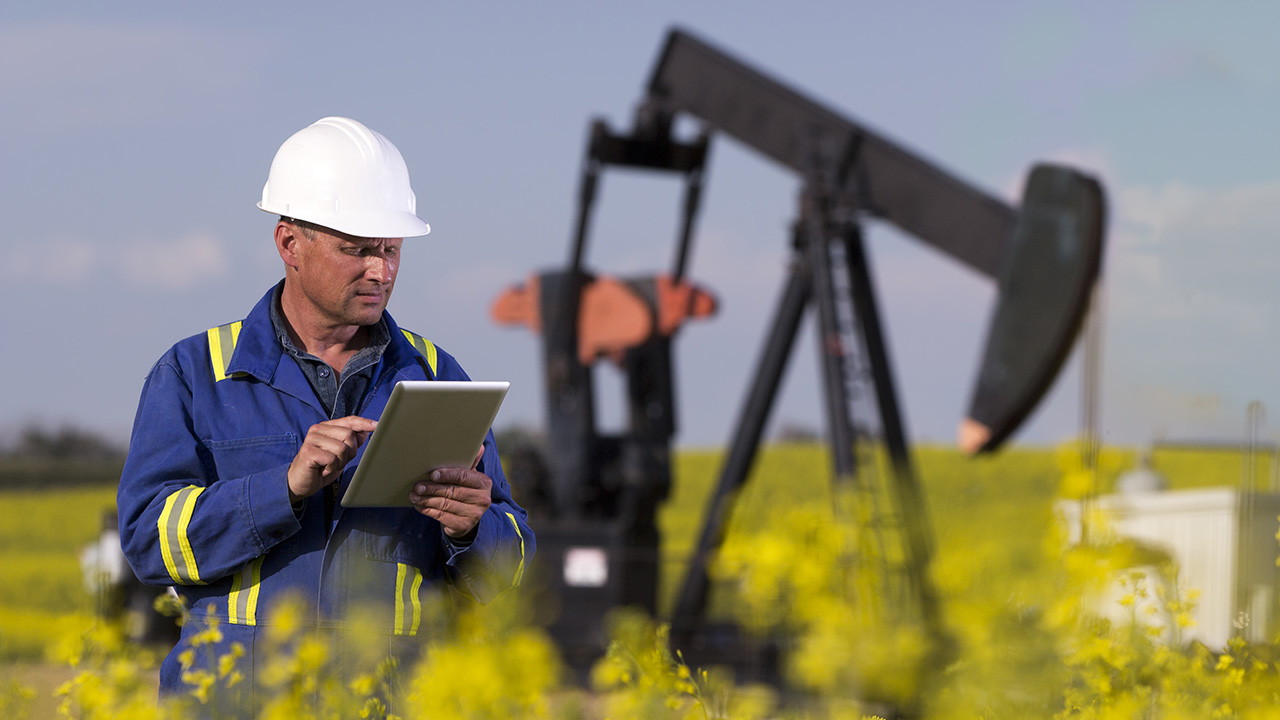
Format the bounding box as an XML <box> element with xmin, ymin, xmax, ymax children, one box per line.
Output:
<box><xmin>275</xmin><ymin>221</ymin><xmax>302</xmax><ymax>271</ymax></box>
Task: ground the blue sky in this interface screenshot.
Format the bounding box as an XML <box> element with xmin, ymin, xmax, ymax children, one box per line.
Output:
<box><xmin>2</xmin><ymin>1</ymin><xmax>1278</xmax><ymax>450</ymax></box>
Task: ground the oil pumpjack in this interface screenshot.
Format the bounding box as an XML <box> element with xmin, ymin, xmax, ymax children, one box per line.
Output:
<box><xmin>492</xmin><ymin>27</ymin><xmax>1105</xmax><ymax>685</ymax></box>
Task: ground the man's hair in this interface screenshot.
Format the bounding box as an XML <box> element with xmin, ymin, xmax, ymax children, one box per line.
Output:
<box><xmin>279</xmin><ymin>216</ymin><xmax>317</xmax><ymax>240</ymax></box>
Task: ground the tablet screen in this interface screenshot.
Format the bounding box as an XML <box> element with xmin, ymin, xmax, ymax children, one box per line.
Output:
<box><xmin>340</xmin><ymin>381</ymin><xmax>509</xmax><ymax>507</ymax></box>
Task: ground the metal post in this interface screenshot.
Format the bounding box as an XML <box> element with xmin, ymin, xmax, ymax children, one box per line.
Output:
<box><xmin>670</xmin><ymin>255</ymin><xmax>812</xmax><ymax>644</ymax></box>
<box><xmin>671</xmin><ymin>134</ymin><xmax>710</xmax><ymax>283</ymax></box>
<box><xmin>839</xmin><ymin>222</ymin><xmax>942</xmax><ymax>634</ymax></box>
<box><xmin>541</xmin><ymin>122</ymin><xmax>607</xmax><ymax>519</ymax></box>
<box><xmin>804</xmin><ymin>193</ymin><xmax>858</xmax><ymax>485</ymax></box>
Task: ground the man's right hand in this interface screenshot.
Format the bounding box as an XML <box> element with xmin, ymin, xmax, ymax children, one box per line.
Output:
<box><xmin>287</xmin><ymin>416</ymin><xmax>377</xmax><ymax>503</ymax></box>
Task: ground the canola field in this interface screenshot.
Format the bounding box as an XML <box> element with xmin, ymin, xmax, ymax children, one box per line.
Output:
<box><xmin>660</xmin><ymin>442</ymin><xmax>1259</xmax><ymax>615</ymax></box>
<box><xmin>0</xmin><ymin>486</ymin><xmax>116</xmax><ymax>661</ymax></box>
<box><xmin>1</xmin><ymin>444</ymin><xmax>1066</xmax><ymax>661</ymax></box>
<box><xmin>0</xmin><ymin>442</ymin><xmax>1274</xmax><ymax>718</ymax></box>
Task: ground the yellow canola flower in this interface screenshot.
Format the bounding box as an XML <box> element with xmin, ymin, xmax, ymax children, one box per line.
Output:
<box><xmin>181</xmin><ymin>668</ymin><xmax>215</xmax><ymax>705</ymax></box>
<box><xmin>349</xmin><ymin>673</ymin><xmax>378</xmax><ymax>698</ymax></box>
<box><xmin>1060</xmin><ymin>469</ymin><xmax>1096</xmax><ymax>499</ymax></box>
<box><xmin>217</xmin><ymin>641</ymin><xmax>245</xmax><ymax>679</ymax></box>
<box><xmin>296</xmin><ymin>634</ymin><xmax>329</xmax><ymax>674</ymax></box>
<box><xmin>263</xmin><ymin>593</ymin><xmax>305</xmax><ymax>644</ymax></box>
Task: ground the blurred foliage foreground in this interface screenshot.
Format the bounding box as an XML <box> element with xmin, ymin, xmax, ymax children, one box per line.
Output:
<box><xmin>4</xmin><ymin>442</ymin><xmax>1280</xmax><ymax>718</ymax></box>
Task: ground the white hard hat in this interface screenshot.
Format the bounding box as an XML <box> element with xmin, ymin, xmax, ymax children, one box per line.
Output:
<box><xmin>258</xmin><ymin>117</ymin><xmax>431</xmax><ymax>238</ymax></box>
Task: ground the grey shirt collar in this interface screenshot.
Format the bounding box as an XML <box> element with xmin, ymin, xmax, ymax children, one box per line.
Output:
<box><xmin>268</xmin><ymin>282</ymin><xmax>391</xmax><ymax>417</ymax></box>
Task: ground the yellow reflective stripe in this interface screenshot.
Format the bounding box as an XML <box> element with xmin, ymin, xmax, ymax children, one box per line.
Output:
<box><xmin>400</xmin><ymin>329</ymin><xmax>438</xmax><ymax>376</ymax></box>
<box><xmin>207</xmin><ymin>327</ymin><xmax>226</xmax><ymax>381</ymax></box>
<box><xmin>158</xmin><ymin>486</ymin><xmax>205</xmax><ymax>584</ymax></box>
<box><xmin>394</xmin><ymin>564</ymin><xmax>407</xmax><ymax>635</ymax></box>
<box><xmin>175</xmin><ymin>488</ymin><xmax>203</xmax><ymax>583</ymax></box>
<box><xmin>208</xmin><ymin>321</ymin><xmax>243</xmax><ymax>382</ymax></box>
<box><xmin>505</xmin><ymin>512</ymin><xmax>526</xmax><ymax>587</ymax></box>
<box><xmin>228</xmin><ymin>557</ymin><xmax>263</xmax><ymax>626</ymax></box>
<box><xmin>409</xmin><ymin>569</ymin><xmax>423</xmax><ymax>636</ymax></box>
<box><xmin>158</xmin><ymin>493</ymin><xmax>183</xmax><ymax>584</ymax></box>
<box><xmin>394</xmin><ymin>563</ymin><xmax>424</xmax><ymax>636</ymax></box>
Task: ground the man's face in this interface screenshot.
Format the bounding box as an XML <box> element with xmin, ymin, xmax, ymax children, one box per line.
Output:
<box><xmin>284</xmin><ymin>222</ymin><xmax>404</xmax><ymax>328</ymax></box>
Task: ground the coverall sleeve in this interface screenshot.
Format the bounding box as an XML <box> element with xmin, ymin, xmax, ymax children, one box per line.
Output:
<box><xmin>117</xmin><ymin>357</ymin><xmax>302</xmax><ymax>588</ymax></box>
<box><xmin>442</xmin><ymin>430</ymin><xmax>535</xmax><ymax>604</ymax></box>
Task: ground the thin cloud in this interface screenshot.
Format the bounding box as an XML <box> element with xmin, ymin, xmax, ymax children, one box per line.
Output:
<box><xmin>0</xmin><ymin>236</ymin><xmax>98</xmax><ymax>283</ymax></box>
<box><xmin>1103</xmin><ymin>179</ymin><xmax>1280</xmax><ymax>440</ymax></box>
<box><xmin>2</xmin><ymin>229</ymin><xmax>231</xmax><ymax>291</ymax></box>
<box><xmin>118</xmin><ymin>230</ymin><xmax>231</xmax><ymax>290</ymax></box>
<box><xmin>1112</xmin><ymin>181</ymin><xmax>1280</xmax><ymax>285</ymax></box>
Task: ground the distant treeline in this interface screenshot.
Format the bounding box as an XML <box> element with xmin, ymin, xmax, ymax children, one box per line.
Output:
<box><xmin>0</xmin><ymin>424</ymin><xmax>126</xmax><ymax>490</ymax></box>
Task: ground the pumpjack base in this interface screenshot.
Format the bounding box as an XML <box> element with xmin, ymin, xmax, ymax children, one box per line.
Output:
<box><xmin>527</xmin><ymin>519</ymin><xmax>782</xmax><ymax>686</ymax></box>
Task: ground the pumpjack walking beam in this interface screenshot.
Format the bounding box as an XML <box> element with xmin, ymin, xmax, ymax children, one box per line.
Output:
<box><xmin>644</xmin><ymin>28</ymin><xmax>1105</xmax><ymax>455</ymax></box>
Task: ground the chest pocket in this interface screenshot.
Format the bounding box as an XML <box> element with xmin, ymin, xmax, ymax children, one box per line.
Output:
<box><xmin>202</xmin><ymin>434</ymin><xmax>299</xmax><ymax>481</ymax></box>
<box><xmin>350</xmin><ymin>508</ymin><xmax>438</xmax><ymax>567</ymax></box>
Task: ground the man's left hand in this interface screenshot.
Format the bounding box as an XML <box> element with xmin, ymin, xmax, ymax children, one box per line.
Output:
<box><xmin>409</xmin><ymin>449</ymin><xmax>492</xmax><ymax>541</ymax></box>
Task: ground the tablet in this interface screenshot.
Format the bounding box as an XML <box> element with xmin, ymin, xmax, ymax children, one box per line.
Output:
<box><xmin>341</xmin><ymin>380</ymin><xmax>510</xmax><ymax>508</ymax></box>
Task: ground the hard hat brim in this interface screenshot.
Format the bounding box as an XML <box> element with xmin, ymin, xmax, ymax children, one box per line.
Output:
<box><xmin>258</xmin><ymin>202</ymin><xmax>430</xmax><ymax>239</ymax></box>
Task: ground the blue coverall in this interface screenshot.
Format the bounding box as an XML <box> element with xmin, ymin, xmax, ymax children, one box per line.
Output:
<box><xmin>117</xmin><ymin>285</ymin><xmax>533</xmax><ymax>701</ymax></box>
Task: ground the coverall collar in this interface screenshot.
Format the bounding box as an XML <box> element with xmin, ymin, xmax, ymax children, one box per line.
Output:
<box><xmin>221</xmin><ymin>282</ymin><xmax>431</xmax><ymax>412</ymax></box>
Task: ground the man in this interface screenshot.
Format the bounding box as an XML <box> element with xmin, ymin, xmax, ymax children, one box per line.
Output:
<box><xmin>117</xmin><ymin>117</ymin><xmax>533</xmax><ymax>706</ymax></box>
